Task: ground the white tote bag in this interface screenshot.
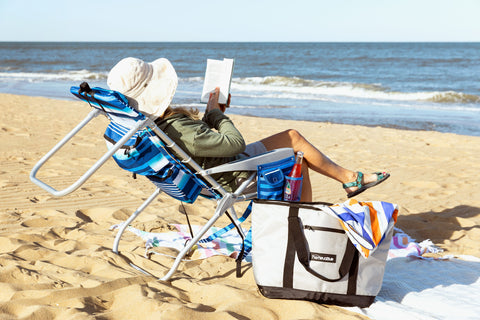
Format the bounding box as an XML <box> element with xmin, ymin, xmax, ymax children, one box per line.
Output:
<box><xmin>252</xmin><ymin>200</ymin><xmax>394</xmax><ymax>308</ymax></box>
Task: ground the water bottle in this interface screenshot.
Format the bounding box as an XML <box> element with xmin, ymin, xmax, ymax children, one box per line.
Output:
<box><xmin>283</xmin><ymin>151</ymin><xmax>303</xmax><ymax>202</ymax></box>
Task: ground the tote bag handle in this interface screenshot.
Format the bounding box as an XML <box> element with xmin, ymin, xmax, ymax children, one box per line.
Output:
<box><xmin>288</xmin><ymin>207</ymin><xmax>357</xmax><ymax>282</ymax></box>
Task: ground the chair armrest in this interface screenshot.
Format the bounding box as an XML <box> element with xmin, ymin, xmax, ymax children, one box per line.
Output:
<box><xmin>199</xmin><ymin>148</ymin><xmax>294</xmax><ymax>175</ymax></box>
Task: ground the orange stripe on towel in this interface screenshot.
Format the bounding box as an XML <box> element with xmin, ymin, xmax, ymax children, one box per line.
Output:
<box><xmin>361</xmin><ymin>201</ymin><xmax>382</xmax><ymax>246</ymax></box>
<box><xmin>361</xmin><ymin>246</ymin><xmax>370</xmax><ymax>258</ymax></box>
<box><xmin>339</xmin><ymin>219</ymin><xmax>372</xmax><ymax>257</ymax></box>
<box><xmin>348</xmin><ymin>198</ymin><xmax>359</xmax><ymax>206</ymax></box>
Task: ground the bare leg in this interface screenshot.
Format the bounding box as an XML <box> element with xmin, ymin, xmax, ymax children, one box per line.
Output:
<box><xmin>260</xmin><ymin>129</ymin><xmax>379</xmax><ymax>201</ymax></box>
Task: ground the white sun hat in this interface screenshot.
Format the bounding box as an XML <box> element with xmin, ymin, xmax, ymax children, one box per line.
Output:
<box><xmin>107</xmin><ymin>57</ymin><xmax>178</xmax><ymax>118</ymax></box>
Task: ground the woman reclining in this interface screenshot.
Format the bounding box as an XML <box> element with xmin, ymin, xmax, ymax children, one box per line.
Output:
<box><xmin>107</xmin><ymin>57</ymin><xmax>389</xmax><ymax>202</ymax></box>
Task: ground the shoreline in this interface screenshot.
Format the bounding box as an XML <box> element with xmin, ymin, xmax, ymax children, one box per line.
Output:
<box><xmin>1</xmin><ymin>93</ymin><xmax>480</xmax><ymax>319</ymax></box>
<box><xmin>4</xmin><ymin>91</ymin><xmax>479</xmax><ymax>138</ymax></box>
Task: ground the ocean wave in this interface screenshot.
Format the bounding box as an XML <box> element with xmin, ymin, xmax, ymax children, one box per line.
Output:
<box><xmin>230</xmin><ymin>76</ymin><xmax>480</xmax><ymax>104</ymax></box>
<box><xmin>235</xmin><ymin>76</ymin><xmax>386</xmax><ymax>91</ymax></box>
<box><xmin>426</xmin><ymin>92</ymin><xmax>480</xmax><ymax>104</ymax></box>
<box><xmin>2</xmin><ymin>71</ymin><xmax>479</xmax><ymax>105</ymax></box>
<box><xmin>0</xmin><ymin>70</ymin><xmax>107</xmax><ymax>82</ymax></box>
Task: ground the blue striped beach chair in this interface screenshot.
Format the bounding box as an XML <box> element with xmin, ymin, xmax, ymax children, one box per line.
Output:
<box><xmin>30</xmin><ymin>82</ymin><xmax>294</xmax><ymax>280</ymax></box>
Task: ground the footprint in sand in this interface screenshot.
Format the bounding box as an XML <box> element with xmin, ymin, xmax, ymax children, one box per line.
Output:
<box><xmin>80</xmin><ymin>186</ymin><xmax>105</xmax><ymax>193</ymax></box>
<box><xmin>22</xmin><ymin>214</ymin><xmax>80</xmax><ymax>228</ymax></box>
<box><xmin>75</xmin><ymin>208</ymin><xmax>117</xmax><ymax>223</ymax></box>
<box><xmin>112</xmin><ymin>208</ymin><xmax>132</xmax><ymax>221</ymax></box>
<box><xmin>1</xmin><ymin>126</ymin><xmax>29</xmax><ymax>137</ymax></box>
<box><xmin>28</xmin><ymin>195</ymin><xmax>52</xmax><ymax>203</ymax></box>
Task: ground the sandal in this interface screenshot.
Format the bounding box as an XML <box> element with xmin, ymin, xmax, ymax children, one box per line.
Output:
<box><xmin>343</xmin><ymin>172</ymin><xmax>390</xmax><ymax>198</ymax></box>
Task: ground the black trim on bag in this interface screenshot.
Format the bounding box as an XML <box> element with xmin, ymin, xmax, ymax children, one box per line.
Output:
<box><xmin>304</xmin><ymin>225</ymin><xmax>344</xmax><ymax>233</ymax></box>
<box><xmin>257</xmin><ymin>285</ymin><xmax>375</xmax><ymax>308</ymax></box>
<box><xmin>347</xmin><ymin>249</ymin><xmax>359</xmax><ymax>295</ymax></box>
<box><xmin>285</xmin><ymin>206</ymin><xmax>357</xmax><ymax>283</ymax></box>
<box><xmin>283</xmin><ymin>221</ymin><xmax>297</xmax><ymax>288</ymax></box>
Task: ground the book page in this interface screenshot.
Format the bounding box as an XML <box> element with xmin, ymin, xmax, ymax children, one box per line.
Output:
<box><xmin>201</xmin><ymin>58</ymin><xmax>234</xmax><ymax>104</ymax></box>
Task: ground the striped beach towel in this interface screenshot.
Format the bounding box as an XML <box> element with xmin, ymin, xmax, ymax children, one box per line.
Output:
<box><xmin>326</xmin><ymin>199</ymin><xmax>399</xmax><ymax>258</ymax></box>
<box><xmin>111</xmin><ymin>223</ymin><xmax>252</xmax><ymax>261</ymax></box>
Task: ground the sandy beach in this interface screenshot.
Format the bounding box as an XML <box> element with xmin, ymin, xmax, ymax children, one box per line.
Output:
<box><xmin>1</xmin><ymin>93</ymin><xmax>479</xmax><ymax>319</ymax></box>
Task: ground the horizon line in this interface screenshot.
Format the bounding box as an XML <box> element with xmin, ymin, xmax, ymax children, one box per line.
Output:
<box><xmin>1</xmin><ymin>40</ymin><xmax>480</xmax><ymax>44</ymax></box>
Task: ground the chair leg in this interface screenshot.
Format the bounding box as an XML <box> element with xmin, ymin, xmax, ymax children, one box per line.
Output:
<box><xmin>225</xmin><ymin>206</ymin><xmax>246</xmax><ymax>241</ymax></box>
<box><xmin>160</xmin><ymin>193</ymin><xmax>236</xmax><ymax>281</ymax></box>
<box><xmin>112</xmin><ymin>188</ymin><xmax>161</xmax><ymax>254</ymax></box>
<box><xmin>113</xmin><ymin>190</ymin><xmax>242</xmax><ymax>281</ymax></box>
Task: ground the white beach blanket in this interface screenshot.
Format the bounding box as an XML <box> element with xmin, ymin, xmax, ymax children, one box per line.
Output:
<box><xmin>343</xmin><ymin>227</ymin><xmax>480</xmax><ymax>319</ymax></box>
<box><xmin>347</xmin><ymin>254</ymin><xmax>480</xmax><ymax>320</ymax></box>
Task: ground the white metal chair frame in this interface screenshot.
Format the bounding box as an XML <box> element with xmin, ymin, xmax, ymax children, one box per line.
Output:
<box><xmin>30</xmin><ymin>107</ymin><xmax>293</xmax><ymax>281</ymax></box>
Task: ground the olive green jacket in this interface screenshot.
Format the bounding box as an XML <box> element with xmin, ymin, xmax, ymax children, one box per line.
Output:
<box><xmin>155</xmin><ymin>109</ymin><xmax>247</xmax><ymax>192</ymax></box>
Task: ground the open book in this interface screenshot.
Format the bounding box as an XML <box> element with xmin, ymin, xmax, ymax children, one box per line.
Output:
<box><xmin>200</xmin><ymin>58</ymin><xmax>235</xmax><ymax>104</ymax></box>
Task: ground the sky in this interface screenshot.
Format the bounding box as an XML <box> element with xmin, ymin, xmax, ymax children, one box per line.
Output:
<box><xmin>1</xmin><ymin>0</ymin><xmax>479</xmax><ymax>42</ymax></box>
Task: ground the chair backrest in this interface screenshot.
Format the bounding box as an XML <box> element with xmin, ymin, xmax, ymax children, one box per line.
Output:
<box><xmin>70</xmin><ymin>83</ymin><xmax>145</xmax><ymax>127</ymax></box>
<box><xmin>71</xmin><ymin>83</ymin><xmax>213</xmax><ymax>203</ymax></box>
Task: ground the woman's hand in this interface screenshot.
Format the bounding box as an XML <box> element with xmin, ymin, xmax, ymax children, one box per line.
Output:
<box><xmin>206</xmin><ymin>87</ymin><xmax>231</xmax><ymax>113</ymax></box>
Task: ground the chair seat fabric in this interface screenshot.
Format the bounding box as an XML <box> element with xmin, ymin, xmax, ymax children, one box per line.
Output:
<box><xmin>147</xmin><ymin>172</ymin><xmax>204</xmax><ymax>203</ymax></box>
<box><xmin>105</xmin><ymin>122</ymin><xmax>170</xmax><ymax>177</ymax></box>
<box><xmin>104</xmin><ymin>122</ymin><xmax>206</xmax><ymax>203</ymax></box>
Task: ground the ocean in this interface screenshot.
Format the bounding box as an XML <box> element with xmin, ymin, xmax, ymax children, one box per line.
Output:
<box><xmin>1</xmin><ymin>42</ymin><xmax>479</xmax><ymax>136</ymax></box>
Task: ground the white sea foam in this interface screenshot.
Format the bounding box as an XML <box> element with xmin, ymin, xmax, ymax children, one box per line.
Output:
<box><xmin>179</xmin><ymin>75</ymin><xmax>480</xmax><ymax>105</ymax></box>
<box><xmin>231</xmin><ymin>76</ymin><xmax>480</xmax><ymax>104</ymax></box>
<box><xmin>0</xmin><ymin>70</ymin><xmax>107</xmax><ymax>82</ymax></box>
<box><xmin>2</xmin><ymin>71</ymin><xmax>479</xmax><ymax>106</ymax></box>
